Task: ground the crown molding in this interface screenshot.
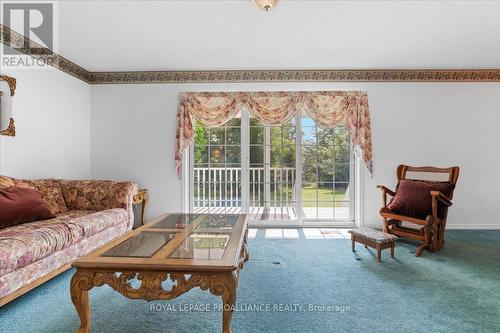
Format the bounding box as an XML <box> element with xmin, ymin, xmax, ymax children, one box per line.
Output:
<box><xmin>2</xmin><ymin>24</ymin><xmax>500</xmax><ymax>84</ymax></box>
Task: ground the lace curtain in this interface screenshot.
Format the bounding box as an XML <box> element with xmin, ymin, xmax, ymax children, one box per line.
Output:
<box><xmin>175</xmin><ymin>91</ymin><xmax>373</xmax><ymax>175</ymax></box>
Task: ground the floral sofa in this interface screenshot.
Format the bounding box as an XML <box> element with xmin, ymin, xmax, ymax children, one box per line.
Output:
<box><xmin>0</xmin><ymin>176</ymin><xmax>138</xmax><ymax>305</ymax></box>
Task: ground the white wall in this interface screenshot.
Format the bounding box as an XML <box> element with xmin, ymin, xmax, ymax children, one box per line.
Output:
<box><xmin>0</xmin><ymin>68</ymin><xmax>91</xmax><ymax>179</ymax></box>
<box><xmin>2</xmin><ymin>66</ymin><xmax>497</xmax><ymax>229</ymax></box>
<box><xmin>90</xmin><ymin>83</ymin><xmax>500</xmax><ymax>228</ymax></box>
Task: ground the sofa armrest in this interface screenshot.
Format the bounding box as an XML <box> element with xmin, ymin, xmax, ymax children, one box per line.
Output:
<box><xmin>58</xmin><ymin>180</ymin><xmax>139</xmax><ymax>229</ymax></box>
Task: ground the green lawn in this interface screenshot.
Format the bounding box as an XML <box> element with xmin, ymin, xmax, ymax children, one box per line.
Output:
<box><xmin>250</xmin><ymin>186</ymin><xmax>348</xmax><ymax>208</ymax></box>
<box><xmin>301</xmin><ymin>187</ymin><xmax>347</xmax><ymax>207</ymax></box>
<box><xmin>263</xmin><ymin>186</ymin><xmax>347</xmax><ymax>207</ymax></box>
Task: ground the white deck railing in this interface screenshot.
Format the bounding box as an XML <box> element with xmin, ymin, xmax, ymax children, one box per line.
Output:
<box><xmin>193</xmin><ymin>167</ymin><xmax>296</xmax><ymax>208</ymax></box>
<box><xmin>193</xmin><ymin>167</ymin><xmax>241</xmax><ymax>208</ymax></box>
<box><xmin>193</xmin><ymin>167</ymin><xmax>350</xmax><ymax>220</ymax></box>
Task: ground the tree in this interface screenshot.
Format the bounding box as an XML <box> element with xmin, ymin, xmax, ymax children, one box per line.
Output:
<box><xmin>193</xmin><ymin>122</ymin><xmax>208</xmax><ymax>165</ymax></box>
<box><xmin>302</xmin><ymin>126</ymin><xmax>350</xmax><ymax>189</ymax></box>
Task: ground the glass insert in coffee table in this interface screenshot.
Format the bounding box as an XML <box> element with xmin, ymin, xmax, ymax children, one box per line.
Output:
<box><xmin>101</xmin><ymin>231</ymin><xmax>177</xmax><ymax>258</ymax></box>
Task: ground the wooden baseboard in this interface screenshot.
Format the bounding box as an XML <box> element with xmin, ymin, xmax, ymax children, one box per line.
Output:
<box><xmin>0</xmin><ymin>263</ymin><xmax>73</xmax><ymax>307</ymax></box>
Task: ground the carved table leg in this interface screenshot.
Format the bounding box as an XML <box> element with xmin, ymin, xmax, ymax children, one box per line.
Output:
<box><xmin>243</xmin><ymin>229</ymin><xmax>249</xmax><ymax>261</ymax></box>
<box><xmin>222</xmin><ymin>272</ymin><xmax>237</xmax><ymax>333</ymax></box>
<box><xmin>140</xmin><ymin>192</ymin><xmax>148</xmax><ymax>226</ymax></box>
<box><xmin>210</xmin><ymin>271</ymin><xmax>238</xmax><ymax>333</ymax></box>
<box><xmin>70</xmin><ymin>271</ymin><xmax>95</xmax><ymax>333</ymax></box>
<box><xmin>239</xmin><ymin>230</ymin><xmax>250</xmax><ymax>269</ymax></box>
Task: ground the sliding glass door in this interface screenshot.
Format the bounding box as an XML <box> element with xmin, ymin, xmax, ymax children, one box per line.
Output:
<box><xmin>192</xmin><ymin>114</ymin><xmax>242</xmax><ymax>214</ymax></box>
<box><xmin>300</xmin><ymin>115</ymin><xmax>354</xmax><ymax>222</ymax></box>
<box><xmin>248</xmin><ymin>116</ymin><xmax>297</xmax><ymax>221</ymax></box>
<box><xmin>189</xmin><ymin>110</ymin><xmax>355</xmax><ymax>225</ymax></box>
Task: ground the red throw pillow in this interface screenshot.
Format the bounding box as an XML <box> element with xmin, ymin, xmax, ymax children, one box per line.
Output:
<box><xmin>0</xmin><ymin>187</ymin><xmax>55</xmax><ymax>228</ymax></box>
<box><xmin>388</xmin><ymin>179</ymin><xmax>453</xmax><ymax>220</ymax></box>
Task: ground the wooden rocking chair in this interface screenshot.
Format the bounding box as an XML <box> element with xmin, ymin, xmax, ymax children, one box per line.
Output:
<box><xmin>377</xmin><ymin>165</ymin><xmax>460</xmax><ymax>257</ymax></box>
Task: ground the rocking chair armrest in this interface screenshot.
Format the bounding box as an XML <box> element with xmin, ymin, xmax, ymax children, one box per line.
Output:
<box><xmin>430</xmin><ymin>191</ymin><xmax>452</xmax><ymax>206</ymax></box>
<box><xmin>377</xmin><ymin>185</ymin><xmax>396</xmax><ymax>208</ymax></box>
<box><xmin>377</xmin><ymin>185</ymin><xmax>396</xmax><ymax>197</ymax></box>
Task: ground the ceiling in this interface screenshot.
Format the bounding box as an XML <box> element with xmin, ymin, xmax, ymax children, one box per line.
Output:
<box><xmin>53</xmin><ymin>0</ymin><xmax>500</xmax><ymax>71</ymax></box>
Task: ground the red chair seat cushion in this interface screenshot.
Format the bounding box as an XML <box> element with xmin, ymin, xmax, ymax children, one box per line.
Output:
<box><xmin>0</xmin><ymin>187</ymin><xmax>55</xmax><ymax>228</ymax></box>
<box><xmin>388</xmin><ymin>179</ymin><xmax>453</xmax><ymax>220</ymax></box>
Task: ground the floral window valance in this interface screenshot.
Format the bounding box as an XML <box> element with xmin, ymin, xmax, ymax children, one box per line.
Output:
<box><xmin>175</xmin><ymin>91</ymin><xmax>373</xmax><ymax>175</ymax></box>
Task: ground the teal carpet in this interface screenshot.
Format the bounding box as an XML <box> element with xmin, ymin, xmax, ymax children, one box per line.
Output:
<box><xmin>1</xmin><ymin>230</ymin><xmax>499</xmax><ymax>332</ymax></box>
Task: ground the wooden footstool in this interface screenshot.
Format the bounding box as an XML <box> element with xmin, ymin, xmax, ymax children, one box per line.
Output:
<box><xmin>348</xmin><ymin>227</ymin><xmax>398</xmax><ymax>262</ymax></box>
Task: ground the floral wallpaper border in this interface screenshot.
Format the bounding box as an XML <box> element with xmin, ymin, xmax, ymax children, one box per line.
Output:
<box><xmin>91</xmin><ymin>69</ymin><xmax>500</xmax><ymax>83</ymax></box>
<box><xmin>2</xmin><ymin>24</ymin><xmax>500</xmax><ymax>84</ymax></box>
<box><xmin>0</xmin><ymin>24</ymin><xmax>93</xmax><ymax>83</ymax></box>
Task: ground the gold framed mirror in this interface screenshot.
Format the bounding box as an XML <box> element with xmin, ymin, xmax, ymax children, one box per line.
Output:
<box><xmin>0</xmin><ymin>75</ymin><xmax>16</xmax><ymax>136</ymax></box>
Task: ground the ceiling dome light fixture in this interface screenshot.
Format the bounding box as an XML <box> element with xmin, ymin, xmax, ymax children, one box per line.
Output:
<box><xmin>252</xmin><ymin>0</ymin><xmax>279</xmax><ymax>12</ymax></box>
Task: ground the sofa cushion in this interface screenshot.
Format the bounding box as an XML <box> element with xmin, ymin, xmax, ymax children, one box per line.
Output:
<box><xmin>0</xmin><ymin>176</ymin><xmax>29</xmax><ymax>189</ymax></box>
<box><xmin>0</xmin><ymin>176</ymin><xmax>68</xmax><ymax>215</ymax></box>
<box><xmin>60</xmin><ymin>180</ymin><xmax>134</xmax><ymax>211</ymax></box>
<box><xmin>0</xmin><ymin>222</ymin><xmax>129</xmax><ymax>298</ymax></box>
<box><xmin>22</xmin><ymin>179</ymin><xmax>68</xmax><ymax>215</ymax></box>
<box><xmin>388</xmin><ymin>179</ymin><xmax>453</xmax><ymax>220</ymax></box>
<box><xmin>0</xmin><ymin>208</ymin><xmax>128</xmax><ymax>276</ymax></box>
<box><xmin>0</xmin><ymin>187</ymin><xmax>55</xmax><ymax>228</ymax></box>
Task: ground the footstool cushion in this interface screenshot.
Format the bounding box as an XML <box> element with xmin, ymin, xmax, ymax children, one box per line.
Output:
<box><xmin>348</xmin><ymin>227</ymin><xmax>398</xmax><ymax>262</ymax></box>
<box><xmin>348</xmin><ymin>227</ymin><xmax>398</xmax><ymax>244</ymax></box>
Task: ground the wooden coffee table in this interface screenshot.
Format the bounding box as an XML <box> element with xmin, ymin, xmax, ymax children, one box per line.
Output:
<box><xmin>70</xmin><ymin>213</ymin><xmax>248</xmax><ymax>333</ymax></box>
